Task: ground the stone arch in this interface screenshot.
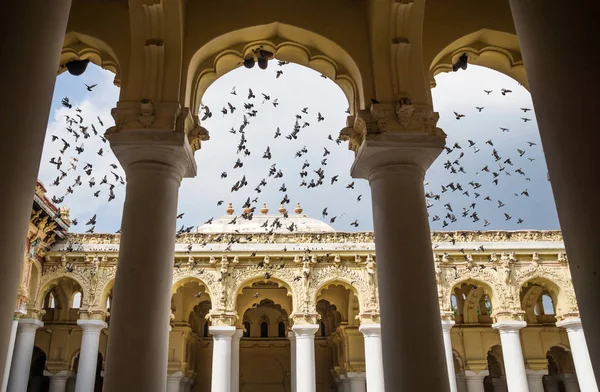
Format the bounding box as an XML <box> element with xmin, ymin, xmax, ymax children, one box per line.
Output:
<box><xmin>514</xmin><ymin>268</ymin><xmax>575</xmax><ymax>318</ymax></box>
<box><xmin>450</xmin><ymin>279</ymin><xmax>496</xmax><ymax>323</ymax></box>
<box><xmin>453</xmin><ymin>350</ymin><xmax>465</xmax><ymax>373</ymax></box>
<box><xmin>310</xmin><ymin>267</ymin><xmax>371</xmax><ymax>316</ymax></box>
<box><xmin>60</xmin><ymin>31</ymin><xmax>121</xmax><ymax>85</ymax></box>
<box><xmin>172</xmin><ymin>276</ymin><xmax>215</xmax><ymax>302</ymax></box>
<box><xmin>234</xmin><ymin>276</ymin><xmax>294</xmax><ymax>321</ymax></box>
<box><xmin>232</xmin><ymin>270</ymin><xmax>297</xmax><ymax>314</ymax></box>
<box><xmin>36</xmin><ymin>275</ymin><xmax>87</xmax><ymax>312</ymax></box>
<box><xmin>429</xmin><ymin>29</ymin><xmax>528</xmax><ymax>89</ymax></box>
<box><xmin>314</xmin><ymin>279</ymin><xmax>363</xmax><ymax>320</ymax></box>
<box><xmin>520</xmin><ymin>277</ymin><xmax>561</xmax><ymax>324</ymax></box>
<box><xmin>185</xmin><ymin>22</ymin><xmax>365</xmax><ymax>116</ymax></box>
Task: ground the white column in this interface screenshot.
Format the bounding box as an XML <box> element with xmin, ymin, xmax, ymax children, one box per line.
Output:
<box><xmin>492</xmin><ymin>320</ymin><xmax>529</xmax><ymax>392</ymax></box>
<box><xmin>288</xmin><ymin>331</ymin><xmax>297</xmax><ymax>392</ymax></box>
<box><xmin>456</xmin><ymin>372</ymin><xmax>468</xmax><ymax>392</ymax></box>
<box><xmin>167</xmin><ymin>371</ymin><xmax>183</xmax><ymax>392</ymax></box>
<box><xmin>0</xmin><ymin>1</ymin><xmax>72</xmax><ymax>383</ymax></box>
<box><xmin>292</xmin><ymin>324</ymin><xmax>319</xmax><ymax>392</ymax></box>
<box><xmin>210</xmin><ymin>326</ymin><xmax>235</xmax><ymax>392</ymax></box>
<box><xmin>103</xmin><ymin>130</ymin><xmax>197</xmax><ymax>392</ymax></box>
<box><xmin>557</xmin><ymin>318</ymin><xmax>598</xmax><ymax>392</ymax></box>
<box><xmin>350</xmin><ymin>132</ymin><xmax>448</xmax><ymax>391</ymax></box>
<box><xmin>526</xmin><ymin>370</ymin><xmax>547</xmax><ymax>392</ymax></box>
<box><xmin>231</xmin><ymin>329</ymin><xmax>243</xmax><ymax>392</ymax></box>
<box><xmin>441</xmin><ymin>320</ymin><xmax>459</xmax><ymax>392</ymax></box>
<box><xmin>44</xmin><ymin>371</ymin><xmax>73</xmax><ymax>392</ymax></box>
<box><xmin>6</xmin><ymin>318</ymin><xmax>43</xmax><ymax>392</ymax></box>
<box><xmin>359</xmin><ymin>324</ymin><xmax>385</xmax><ymax>392</ymax></box>
<box><xmin>179</xmin><ymin>377</ymin><xmax>193</xmax><ymax>392</ymax></box>
<box><xmin>75</xmin><ymin>319</ymin><xmax>106</xmax><ymax>392</ymax></box>
<box><xmin>346</xmin><ymin>372</ymin><xmax>367</xmax><ymax>392</ymax></box>
<box><xmin>1</xmin><ymin>316</ymin><xmax>19</xmax><ymax>392</ymax></box>
<box><xmin>464</xmin><ymin>370</ymin><xmax>488</xmax><ymax>392</ymax></box>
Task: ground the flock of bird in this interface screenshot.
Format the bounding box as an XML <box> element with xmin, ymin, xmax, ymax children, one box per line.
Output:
<box><xmin>43</xmin><ymin>61</ymin><xmax>544</xmax><ymax>236</ymax></box>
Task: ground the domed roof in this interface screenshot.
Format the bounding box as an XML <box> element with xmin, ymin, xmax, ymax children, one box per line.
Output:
<box><xmin>196</xmin><ymin>202</ymin><xmax>335</xmax><ymax>234</ymax></box>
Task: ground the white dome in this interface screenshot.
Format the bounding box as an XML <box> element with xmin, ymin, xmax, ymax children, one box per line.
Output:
<box><xmin>196</xmin><ymin>205</ymin><xmax>335</xmax><ymax>234</ymax></box>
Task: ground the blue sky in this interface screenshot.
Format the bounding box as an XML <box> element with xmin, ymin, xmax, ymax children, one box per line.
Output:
<box><xmin>37</xmin><ymin>63</ymin><xmax>559</xmax><ymax>233</ymax></box>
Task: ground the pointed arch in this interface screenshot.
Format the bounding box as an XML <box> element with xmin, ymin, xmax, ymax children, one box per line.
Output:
<box><xmin>429</xmin><ymin>29</ymin><xmax>528</xmax><ymax>89</ymax></box>
<box><xmin>185</xmin><ymin>22</ymin><xmax>365</xmax><ymax>116</ymax></box>
<box><xmin>234</xmin><ymin>276</ymin><xmax>294</xmax><ymax>319</ymax></box>
<box><xmin>60</xmin><ymin>31</ymin><xmax>121</xmax><ymax>85</ymax></box>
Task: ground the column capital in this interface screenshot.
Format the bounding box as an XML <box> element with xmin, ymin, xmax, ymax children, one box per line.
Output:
<box><xmin>43</xmin><ymin>370</ymin><xmax>74</xmax><ymax>380</ymax></box>
<box><xmin>358</xmin><ymin>323</ymin><xmax>381</xmax><ymax>337</ymax></box>
<box><xmin>287</xmin><ymin>330</ymin><xmax>296</xmax><ymax>341</ymax></box>
<box><xmin>464</xmin><ymin>369</ymin><xmax>489</xmax><ymax>380</ymax></box>
<box><xmin>441</xmin><ymin>319</ymin><xmax>455</xmax><ymax>332</ymax></box>
<box><xmin>209</xmin><ymin>325</ymin><xmax>236</xmax><ymax>339</ymax></box>
<box><xmin>167</xmin><ymin>370</ymin><xmax>184</xmax><ymax>381</ymax></box>
<box><xmin>17</xmin><ymin>318</ymin><xmax>43</xmax><ymax>332</ymax></box>
<box><xmin>232</xmin><ymin>328</ymin><xmax>244</xmax><ymax>339</ymax></box>
<box><xmin>556</xmin><ymin>317</ymin><xmax>583</xmax><ymax>332</ymax></box>
<box><xmin>339</xmin><ymin>103</ymin><xmax>446</xmax><ymax>179</ymax></box>
<box><xmin>292</xmin><ymin>323</ymin><xmax>319</xmax><ymax>337</ymax></box>
<box><xmin>107</xmin><ymin>128</ymin><xmax>197</xmax><ymax>178</ymax></box>
<box><xmin>345</xmin><ymin>371</ymin><xmax>367</xmax><ymax>381</ymax></box>
<box><xmin>77</xmin><ymin>319</ymin><xmax>107</xmax><ymax>334</ymax></box>
<box><xmin>492</xmin><ymin>320</ymin><xmax>527</xmax><ymax>333</ymax></box>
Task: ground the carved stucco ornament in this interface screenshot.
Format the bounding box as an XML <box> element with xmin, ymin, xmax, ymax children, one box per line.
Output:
<box><xmin>106</xmin><ymin>100</ymin><xmax>209</xmax><ymax>152</ymax></box>
<box><xmin>339</xmin><ymin>97</ymin><xmax>445</xmax><ymax>153</ymax></box>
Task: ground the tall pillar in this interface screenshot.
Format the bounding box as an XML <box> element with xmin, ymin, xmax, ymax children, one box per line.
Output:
<box><xmin>508</xmin><ymin>0</ymin><xmax>600</xmax><ymax>381</ymax></box>
<box><xmin>75</xmin><ymin>319</ymin><xmax>106</xmax><ymax>392</ymax></box>
<box><xmin>6</xmin><ymin>318</ymin><xmax>43</xmax><ymax>392</ymax></box>
<box><xmin>441</xmin><ymin>319</ymin><xmax>459</xmax><ymax>392</ymax></box>
<box><xmin>1</xmin><ymin>315</ymin><xmax>20</xmax><ymax>392</ymax></box>
<box><xmin>210</xmin><ymin>326</ymin><xmax>235</xmax><ymax>392</ymax></box>
<box><xmin>288</xmin><ymin>331</ymin><xmax>297</xmax><ymax>392</ymax></box>
<box><xmin>557</xmin><ymin>318</ymin><xmax>598</xmax><ymax>391</ymax></box>
<box><xmin>102</xmin><ymin>130</ymin><xmax>197</xmax><ymax>392</ymax></box>
<box><xmin>292</xmin><ymin>323</ymin><xmax>319</xmax><ymax>392</ymax></box>
<box><xmin>346</xmin><ymin>372</ymin><xmax>367</xmax><ymax>392</ymax></box>
<box><xmin>492</xmin><ymin>320</ymin><xmax>529</xmax><ymax>392</ymax></box>
<box><xmin>231</xmin><ymin>329</ymin><xmax>243</xmax><ymax>392</ymax></box>
<box><xmin>44</xmin><ymin>371</ymin><xmax>73</xmax><ymax>392</ymax></box>
<box><xmin>166</xmin><ymin>371</ymin><xmax>183</xmax><ymax>392</ymax></box>
<box><xmin>359</xmin><ymin>324</ymin><xmax>385</xmax><ymax>392</ymax></box>
<box><xmin>464</xmin><ymin>370</ymin><xmax>488</xmax><ymax>392</ymax></box>
<box><xmin>345</xmin><ymin>117</ymin><xmax>448</xmax><ymax>391</ymax></box>
<box><xmin>0</xmin><ymin>1</ymin><xmax>72</xmax><ymax>382</ymax></box>
<box><xmin>526</xmin><ymin>370</ymin><xmax>547</xmax><ymax>392</ymax></box>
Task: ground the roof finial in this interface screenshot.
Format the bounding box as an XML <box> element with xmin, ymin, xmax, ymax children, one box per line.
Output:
<box><xmin>260</xmin><ymin>203</ymin><xmax>269</xmax><ymax>215</ymax></box>
<box><xmin>278</xmin><ymin>204</ymin><xmax>287</xmax><ymax>215</ymax></box>
<box><xmin>294</xmin><ymin>202</ymin><xmax>303</xmax><ymax>214</ymax></box>
<box><xmin>226</xmin><ymin>202</ymin><xmax>234</xmax><ymax>215</ymax></box>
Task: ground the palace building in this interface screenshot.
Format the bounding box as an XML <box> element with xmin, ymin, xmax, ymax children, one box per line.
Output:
<box><xmin>4</xmin><ymin>190</ymin><xmax>595</xmax><ymax>392</ymax></box>
<box><xmin>1</xmin><ymin>2</ymin><xmax>598</xmax><ymax>392</ymax></box>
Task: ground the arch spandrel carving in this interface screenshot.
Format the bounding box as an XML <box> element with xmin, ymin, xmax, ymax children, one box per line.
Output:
<box><xmin>513</xmin><ymin>266</ymin><xmax>578</xmax><ymax>319</ymax></box>
<box><xmin>310</xmin><ymin>265</ymin><xmax>372</xmax><ymax>315</ymax></box>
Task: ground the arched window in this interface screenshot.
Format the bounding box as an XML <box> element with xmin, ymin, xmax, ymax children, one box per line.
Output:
<box><xmin>243</xmin><ymin>321</ymin><xmax>251</xmax><ymax>337</ymax></box>
<box><xmin>260</xmin><ymin>322</ymin><xmax>269</xmax><ymax>338</ymax></box>
<box><xmin>203</xmin><ymin>322</ymin><xmax>209</xmax><ymax>338</ymax></box>
<box><xmin>278</xmin><ymin>321</ymin><xmax>286</xmax><ymax>337</ymax></box>
<box><xmin>44</xmin><ymin>291</ymin><xmax>56</xmax><ymax>309</ymax></box>
<box><xmin>450</xmin><ymin>294</ymin><xmax>458</xmax><ymax>315</ymax></box>
<box><xmin>105</xmin><ymin>296</ymin><xmax>111</xmax><ymax>310</ymax></box>
<box><xmin>479</xmin><ymin>295</ymin><xmax>492</xmax><ymax>316</ymax></box>
<box><xmin>320</xmin><ymin>321</ymin><xmax>326</xmax><ymax>337</ymax></box>
<box><xmin>72</xmin><ymin>292</ymin><xmax>82</xmax><ymax>309</ymax></box>
<box><xmin>541</xmin><ymin>294</ymin><xmax>555</xmax><ymax>315</ymax></box>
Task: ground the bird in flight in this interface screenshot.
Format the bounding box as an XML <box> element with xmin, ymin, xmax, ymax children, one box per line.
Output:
<box><xmin>85</xmin><ymin>84</ymin><xmax>97</xmax><ymax>91</ymax></box>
